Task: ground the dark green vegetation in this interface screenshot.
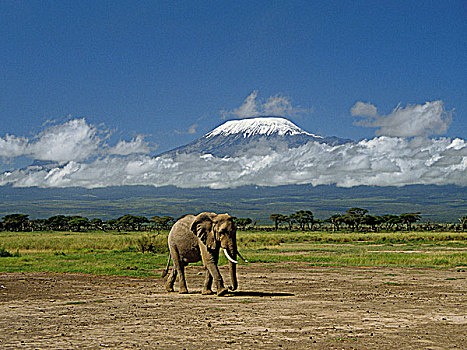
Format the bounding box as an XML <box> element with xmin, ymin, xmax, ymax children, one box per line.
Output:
<box><xmin>1</xmin><ymin>229</ymin><xmax>466</xmax><ymax>277</ymax></box>
<box><xmin>269</xmin><ymin>208</ymin><xmax>452</xmax><ymax>232</ymax></box>
<box><xmin>0</xmin><ymin>213</ymin><xmax>175</xmax><ymax>232</ymax></box>
<box><xmin>1</xmin><ymin>208</ymin><xmax>464</xmax><ymax>235</ymax></box>
<box><xmin>0</xmin><ymin>184</ymin><xmax>465</xmax><ymax>223</ymax></box>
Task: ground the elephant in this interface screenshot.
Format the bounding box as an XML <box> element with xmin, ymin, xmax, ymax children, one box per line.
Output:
<box><xmin>162</xmin><ymin>212</ymin><xmax>247</xmax><ymax>296</ymax></box>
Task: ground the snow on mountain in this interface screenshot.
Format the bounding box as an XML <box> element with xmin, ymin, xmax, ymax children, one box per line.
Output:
<box><xmin>205</xmin><ymin>117</ymin><xmax>321</xmax><ymax>138</ymax></box>
<box><xmin>164</xmin><ymin>116</ymin><xmax>351</xmax><ymax>157</ymax></box>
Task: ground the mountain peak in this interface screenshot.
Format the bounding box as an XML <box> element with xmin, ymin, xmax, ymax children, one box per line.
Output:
<box><xmin>205</xmin><ymin>117</ymin><xmax>321</xmax><ymax>139</ymax></box>
<box><xmin>163</xmin><ymin>116</ymin><xmax>351</xmax><ymax>157</ymax></box>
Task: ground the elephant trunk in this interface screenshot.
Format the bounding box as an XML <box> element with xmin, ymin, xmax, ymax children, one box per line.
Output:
<box><xmin>229</xmin><ymin>258</ymin><xmax>237</xmax><ymax>291</ymax></box>
<box><xmin>229</xmin><ymin>256</ymin><xmax>238</xmax><ymax>290</ymax></box>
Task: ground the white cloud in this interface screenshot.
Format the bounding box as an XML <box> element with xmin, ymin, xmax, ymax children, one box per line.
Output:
<box><xmin>222</xmin><ymin>91</ymin><xmax>309</xmax><ymax>119</ymax></box>
<box><xmin>353</xmin><ymin>100</ymin><xmax>453</xmax><ymax>137</ymax></box>
<box><xmin>188</xmin><ymin>124</ymin><xmax>198</xmax><ymax>134</ymax></box>
<box><xmin>222</xmin><ymin>90</ymin><xmax>260</xmax><ymax>119</ymax></box>
<box><xmin>175</xmin><ymin>123</ymin><xmax>198</xmax><ymax>135</ymax></box>
<box><xmin>350</xmin><ymin>101</ymin><xmax>378</xmax><ymax>118</ymax></box>
<box><xmin>0</xmin><ymin>134</ymin><xmax>28</xmax><ymax>158</ymax></box>
<box><xmin>0</xmin><ymin>118</ymin><xmax>150</xmax><ymax>163</ymax></box>
<box><xmin>28</xmin><ymin>119</ymin><xmax>102</xmax><ymax>162</ymax></box>
<box><xmin>108</xmin><ymin>135</ymin><xmax>151</xmax><ymax>155</ymax></box>
<box><xmin>1</xmin><ymin>135</ymin><xmax>465</xmax><ymax>189</ymax></box>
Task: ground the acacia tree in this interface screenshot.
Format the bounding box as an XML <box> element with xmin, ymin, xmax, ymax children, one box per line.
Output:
<box><xmin>361</xmin><ymin>215</ymin><xmax>383</xmax><ymax>232</ymax></box>
<box><xmin>151</xmin><ymin>215</ymin><xmax>175</xmax><ymax>233</ymax></box>
<box><xmin>270</xmin><ymin>214</ymin><xmax>285</xmax><ymax>230</ymax></box>
<box><xmin>105</xmin><ymin>219</ymin><xmax>118</xmax><ymax>231</ymax></box>
<box><xmin>325</xmin><ymin>214</ymin><xmax>345</xmax><ymax>232</ymax></box>
<box><xmin>68</xmin><ymin>216</ymin><xmax>89</xmax><ymax>232</ymax></box>
<box><xmin>291</xmin><ymin>210</ymin><xmax>314</xmax><ymax>231</ymax></box>
<box><xmin>46</xmin><ymin>215</ymin><xmax>70</xmax><ymax>231</ymax></box>
<box><xmin>399</xmin><ymin>213</ymin><xmax>421</xmax><ymax>231</ymax></box>
<box><xmin>380</xmin><ymin>215</ymin><xmax>402</xmax><ymax>231</ymax></box>
<box><xmin>90</xmin><ymin>218</ymin><xmax>104</xmax><ymax>231</ymax></box>
<box><xmin>30</xmin><ymin>218</ymin><xmax>47</xmax><ymax>231</ymax></box>
<box><xmin>117</xmin><ymin>215</ymin><xmax>149</xmax><ymax>231</ymax></box>
<box><xmin>234</xmin><ymin>217</ymin><xmax>252</xmax><ymax>231</ymax></box>
<box><xmin>459</xmin><ymin>215</ymin><xmax>467</xmax><ymax>231</ymax></box>
<box><xmin>345</xmin><ymin>208</ymin><xmax>369</xmax><ymax>231</ymax></box>
<box><xmin>1</xmin><ymin>214</ymin><xmax>30</xmax><ymax>231</ymax></box>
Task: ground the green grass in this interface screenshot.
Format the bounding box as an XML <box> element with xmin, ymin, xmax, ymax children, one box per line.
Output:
<box><xmin>0</xmin><ymin>250</ymin><xmax>168</xmax><ymax>277</ymax></box>
<box><xmin>0</xmin><ymin>230</ymin><xmax>154</xmax><ymax>251</ymax></box>
<box><xmin>1</xmin><ymin>229</ymin><xmax>466</xmax><ymax>276</ymax></box>
<box><xmin>237</xmin><ymin>230</ymin><xmax>467</xmax><ymax>247</ymax></box>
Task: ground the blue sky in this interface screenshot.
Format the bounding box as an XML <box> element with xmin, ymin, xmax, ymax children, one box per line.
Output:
<box><xmin>0</xmin><ymin>1</ymin><xmax>466</xmax><ymax>189</ymax></box>
<box><xmin>2</xmin><ymin>1</ymin><xmax>465</xmax><ymax>151</ymax></box>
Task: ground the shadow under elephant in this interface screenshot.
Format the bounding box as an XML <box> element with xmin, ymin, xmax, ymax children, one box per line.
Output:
<box><xmin>180</xmin><ymin>290</ymin><xmax>295</xmax><ymax>297</ymax></box>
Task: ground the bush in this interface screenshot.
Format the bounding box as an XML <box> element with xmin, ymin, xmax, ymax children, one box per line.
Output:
<box><xmin>0</xmin><ymin>247</ymin><xmax>21</xmax><ymax>257</ymax></box>
<box><xmin>136</xmin><ymin>234</ymin><xmax>168</xmax><ymax>254</ymax></box>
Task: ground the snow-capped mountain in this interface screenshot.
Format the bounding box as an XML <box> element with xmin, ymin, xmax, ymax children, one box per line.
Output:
<box><xmin>165</xmin><ymin>117</ymin><xmax>351</xmax><ymax>157</ymax></box>
<box><xmin>205</xmin><ymin>117</ymin><xmax>319</xmax><ymax>138</ymax></box>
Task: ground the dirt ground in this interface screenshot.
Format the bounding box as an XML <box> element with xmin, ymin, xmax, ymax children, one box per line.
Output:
<box><xmin>1</xmin><ymin>263</ymin><xmax>466</xmax><ymax>349</ymax></box>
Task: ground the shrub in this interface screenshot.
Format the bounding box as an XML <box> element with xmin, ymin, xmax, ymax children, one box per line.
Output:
<box><xmin>0</xmin><ymin>247</ymin><xmax>21</xmax><ymax>257</ymax></box>
<box><xmin>136</xmin><ymin>234</ymin><xmax>168</xmax><ymax>254</ymax></box>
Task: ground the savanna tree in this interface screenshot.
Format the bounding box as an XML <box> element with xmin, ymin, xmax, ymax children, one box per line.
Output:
<box><xmin>270</xmin><ymin>214</ymin><xmax>286</xmax><ymax>230</ymax></box>
<box><xmin>345</xmin><ymin>208</ymin><xmax>369</xmax><ymax>231</ymax></box>
<box><xmin>1</xmin><ymin>214</ymin><xmax>30</xmax><ymax>232</ymax></box>
<box><xmin>234</xmin><ymin>217</ymin><xmax>252</xmax><ymax>231</ymax></box>
<box><xmin>68</xmin><ymin>216</ymin><xmax>89</xmax><ymax>232</ymax></box>
<box><xmin>46</xmin><ymin>215</ymin><xmax>70</xmax><ymax>231</ymax></box>
<box><xmin>361</xmin><ymin>215</ymin><xmax>383</xmax><ymax>232</ymax></box>
<box><xmin>399</xmin><ymin>213</ymin><xmax>421</xmax><ymax>231</ymax></box>
<box><xmin>459</xmin><ymin>215</ymin><xmax>467</xmax><ymax>231</ymax></box>
<box><xmin>151</xmin><ymin>215</ymin><xmax>175</xmax><ymax>233</ymax></box>
<box><xmin>291</xmin><ymin>210</ymin><xmax>314</xmax><ymax>230</ymax></box>
<box><xmin>116</xmin><ymin>214</ymin><xmax>149</xmax><ymax>231</ymax></box>
<box><xmin>325</xmin><ymin>214</ymin><xmax>346</xmax><ymax>232</ymax></box>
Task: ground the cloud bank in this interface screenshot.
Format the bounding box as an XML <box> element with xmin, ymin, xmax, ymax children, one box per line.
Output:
<box><xmin>0</xmin><ymin>100</ymin><xmax>465</xmax><ymax>189</ymax></box>
<box><xmin>1</xmin><ymin>130</ymin><xmax>465</xmax><ymax>189</ymax></box>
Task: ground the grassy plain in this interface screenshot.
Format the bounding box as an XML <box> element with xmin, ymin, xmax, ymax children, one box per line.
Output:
<box><xmin>1</xmin><ymin>229</ymin><xmax>466</xmax><ymax>277</ymax></box>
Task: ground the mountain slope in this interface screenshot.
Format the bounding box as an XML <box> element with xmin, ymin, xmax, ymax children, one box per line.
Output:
<box><xmin>165</xmin><ymin>117</ymin><xmax>351</xmax><ymax>157</ymax></box>
<box><xmin>0</xmin><ymin>184</ymin><xmax>463</xmax><ymax>223</ymax></box>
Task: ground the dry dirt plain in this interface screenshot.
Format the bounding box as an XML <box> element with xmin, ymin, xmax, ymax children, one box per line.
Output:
<box><xmin>1</xmin><ymin>263</ymin><xmax>466</xmax><ymax>349</ymax></box>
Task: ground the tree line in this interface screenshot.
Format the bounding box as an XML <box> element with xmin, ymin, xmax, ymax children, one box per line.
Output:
<box><xmin>1</xmin><ymin>210</ymin><xmax>466</xmax><ymax>232</ymax></box>
<box><xmin>0</xmin><ymin>214</ymin><xmax>176</xmax><ymax>233</ymax></box>
<box><xmin>269</xmin><ymin>208</ymin><xmax>467</xmax><ymax>232</ymax></box>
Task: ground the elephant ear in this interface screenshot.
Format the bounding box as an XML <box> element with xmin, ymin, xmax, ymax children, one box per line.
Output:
<box><xmin>191</xmin><ymin>212</ymin><xmax>217</xmax><ymax>250</ymax></box>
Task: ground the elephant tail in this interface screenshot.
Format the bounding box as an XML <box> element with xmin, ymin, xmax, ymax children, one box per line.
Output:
<box><xmin>161</xmin><ymin>253</ymin><xmax>171</xmax><ymax>277</ymax></box>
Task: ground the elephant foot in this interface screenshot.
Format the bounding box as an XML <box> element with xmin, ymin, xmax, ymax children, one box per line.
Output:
<box><xmin>202</xmin><ymin>289</ymin><xmax>214</xmax><ymax>295</ymax></box>
<box><xmin>217</xmin><ymin>287</ymin><xmax>229</xmax><ymax>296</ymax></box>
<box><xmin>178</xmin><ymin>286</ymin><xmax>188</xmax><ymax>294</ymax></box>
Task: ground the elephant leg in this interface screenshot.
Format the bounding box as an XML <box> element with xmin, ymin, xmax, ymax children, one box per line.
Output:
<box><xmin>201</xmin><ymin>247</ymin><xmax>228</xmax><ymax>296</ymax></box>
<box><xmin>165</xmin><ymin>267</ymin><xmax>177</xmax><ymax>292</ymax></box>
<box><xmin>177</xmin><ymin>263</ymin><xmax>189</xmax><ymax>294</ymax></box>
<box><xmin>202</xmin><ymin>269</ymin><xmax>214</xmax><ymax>295</ymax></box>
<box><xmin>170</xmin><ymin>248</ymin><xmax>189</xmax><ymax>294</ymax></box>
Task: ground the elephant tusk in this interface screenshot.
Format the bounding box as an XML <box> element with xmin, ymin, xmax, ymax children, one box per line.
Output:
<box><xmin>223</xmin><ymin>249</ymin><xmax>238</xmax><ymax>264</ymax></box>
<box><xmin>237</xmin><ymin>251</ymin><xmax>248</xmax><ymax>263</ymax></box>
